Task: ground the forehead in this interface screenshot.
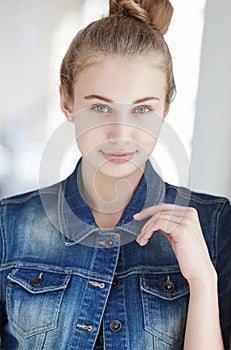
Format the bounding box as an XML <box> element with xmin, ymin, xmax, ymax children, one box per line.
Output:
<box><xmin>73</xmin><ymin>56</ymin><xmax>167</xmax><ymax>103</ymax></box>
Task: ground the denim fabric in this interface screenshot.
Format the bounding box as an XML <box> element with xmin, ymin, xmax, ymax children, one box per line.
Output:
<box><xmin>0</xmin><ymin>159</ymin><xmax>230</xmax><ymax>350</ymax></box>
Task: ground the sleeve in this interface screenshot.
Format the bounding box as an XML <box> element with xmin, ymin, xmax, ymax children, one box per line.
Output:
<box><xmin>0</xmin><ymin>202</ymin><xmax>7</xmax><ymax>349</ymax></box>
<box><xmin>216</xmin><ymin>199</ymin><xmax>231</xmax><ymax>350</ymax></box>
<box><xmin>0</xmin><ymin>301</ymin><xmax>7</xmax><ymax>350</ymax></box>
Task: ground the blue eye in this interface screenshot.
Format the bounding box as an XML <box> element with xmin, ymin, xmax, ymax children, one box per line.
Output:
<box><xmin>134</xmin><ymin>106</ymin><xmax>151</xmax><ymax>114</ymax></box>
<box><xmin>92</xmin><ymin>105</ymin><xmax>110</xmax><ymax>113</ymax></box>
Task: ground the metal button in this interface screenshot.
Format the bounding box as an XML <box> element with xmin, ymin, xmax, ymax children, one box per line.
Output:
<box><xmin>110</xmin><ymin>320</ymin><xmax>122</xmax><ymax>332</ymax></box>
<box><xmin>99</xmin><ymin>238</ymin><xmax>115</xmax><ymax>249</ymax></box>
<box><xmin>163</xmin><ymin>276</ymin><xmax>175</xmax><ymax>292</ymax></box>
<box><xmin>30</xmin><ymin>273</ymin><xmax>43</xmax><ymax>287</ymax></box>
<box><xmin>112</xmin><ymin>278</ymin><xmax>120</xmax><ymax>288</ymax></box>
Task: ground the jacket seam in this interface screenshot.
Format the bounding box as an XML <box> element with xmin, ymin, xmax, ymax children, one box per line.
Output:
<box><xmin>0</xmin><ymin>261</ymin><xmax>182</xmax><ymax>279</ymax></box>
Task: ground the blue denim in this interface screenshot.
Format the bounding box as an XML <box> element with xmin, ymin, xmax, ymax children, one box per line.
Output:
<box><xmin>0</xmin><ymin>159</ymin><xmax>230</xmax><ymax>350</ymax></box>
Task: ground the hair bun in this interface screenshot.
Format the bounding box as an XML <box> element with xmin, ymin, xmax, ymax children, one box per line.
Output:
<box><xmin>109</xmin><ymin>0</ymin><xmax>173</xmax><ymax>35</ymax></box>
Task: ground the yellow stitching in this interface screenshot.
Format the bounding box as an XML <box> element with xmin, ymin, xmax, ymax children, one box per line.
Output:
<box><xmin>88</xmin><ymin>281</ymin><xmax>105</xmax><ymax>289</ymax></box>
<box><xmin>76</xmin><ymin>324</ymin><xmax>93</xmax><ymax>332</ymax></box>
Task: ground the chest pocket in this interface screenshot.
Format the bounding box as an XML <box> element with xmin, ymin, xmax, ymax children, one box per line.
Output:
<box><xmin>140</xmin><ymin>272</ymin><xmax>189</xmax><ymax>347</ymax></box>
<box><xmin>6</xmin><ymin>268</ymin><xmax>71</xmax><ymax>338</ymax></box>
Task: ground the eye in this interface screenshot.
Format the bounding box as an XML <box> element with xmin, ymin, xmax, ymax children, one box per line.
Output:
<box><xmin>92</xmin><ymin>104</ymin><xmax>110</xmax><ymax>113</ymax></box>
<box><xmin>134</xmin><ymin>106</ymin><xmax>152</xmax><ymax>114</ymax></box>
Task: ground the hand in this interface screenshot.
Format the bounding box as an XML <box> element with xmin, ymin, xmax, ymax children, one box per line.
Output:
<box><xmin>134</xmin><ymin>204</ymin><xmax>217</xmax><ymax>285</ymax></box>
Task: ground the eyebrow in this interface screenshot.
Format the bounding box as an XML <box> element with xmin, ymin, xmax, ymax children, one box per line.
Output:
<box><xmin>83</xmin><ymin>94</ymin><xmax>160</xmax><ymax>104</ymax></box>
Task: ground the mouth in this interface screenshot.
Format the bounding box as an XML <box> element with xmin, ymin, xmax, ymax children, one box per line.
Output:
<box><xmin>101</xmin><ymin>151</ymin><xmax>136</xmax><ymax>163</ymax></box>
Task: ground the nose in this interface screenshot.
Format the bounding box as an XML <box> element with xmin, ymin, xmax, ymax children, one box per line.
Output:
<box><xmin>108</xmin><ymin>122</ymin><xmax>133</xmax><ymax>144</ymax></box>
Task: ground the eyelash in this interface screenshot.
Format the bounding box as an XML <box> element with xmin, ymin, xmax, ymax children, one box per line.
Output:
<box><xmin>134</xmin><ymin>106</ymin><xmax>152</xmax><ymax>114</ymax></box>
<box><xmin>92</xmin><ymin>105</ymin><xmax>110</xmax><ymax>113</ymax></box>
<box><xmin>91</xmin><ymin>104</ymin><xmax>153</xmax><ymax>114</ymax></box>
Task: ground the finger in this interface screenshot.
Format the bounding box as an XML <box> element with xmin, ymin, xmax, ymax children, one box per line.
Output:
<box><xmin>137</xmin><ymin>231</ymin><xmax>154</xmax><ymax>246</ymax></box>
<box><xmin>142</xmin><ymin>213</ymin><xmax>203</xmax><ymax>244</ymax></box>
<box><xmin>137</xmin><ymin>227</ymin><xmax>171</xmax><ymax>246</ymax></box>
<box><xmin>140</xmin><ymin>212</ymin><xmax>186</xmax><ymax>235</ymax></box>
<box><xmin>133</xmin><ymin>203</ymin><xmax>187</xmax><ymax>220</ymax></box>
<box><xmin>136</xmin><ymin>217</ymin><xmax>187</xmax><ymax>245</ymax></box>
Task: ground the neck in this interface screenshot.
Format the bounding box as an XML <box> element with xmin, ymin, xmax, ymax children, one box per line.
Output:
<box><xmin>81</xmin><ymin>159</ymin><xmax>145</xmax><ymax>217</ymax></box>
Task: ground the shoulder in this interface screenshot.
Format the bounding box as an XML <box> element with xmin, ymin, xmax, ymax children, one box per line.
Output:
<box><xmin>0</xmin><ymin>182</ymin><xmax>66</xmax><ymax>265</ymax></box>
<box><xmin>0</xmin><ymin>181</ymin><xmax>63</xmax><ymax>231</ymax></box>
<box><xmin>0</xmin><ymin>182</ymin><xmax>61</xmax><ymax>205</ymax></box>
<box><xmin>165</xmin><ymin>182</ymin><xmax>229</xmax><ymax>215</ymax></box>
<box><xmin>165</xmin><ymin>182</ymin><xmax>231</xmax><ymax>264</ymax></box>
<box><xmin>164</xmin><ymin>182</ymin><xmax>231</xmax><ymax>231</ymax></box>
<box><xmin>0</xmin><ymin>183</ymin><xmax>61</xmax><ymax>208</ymax></box>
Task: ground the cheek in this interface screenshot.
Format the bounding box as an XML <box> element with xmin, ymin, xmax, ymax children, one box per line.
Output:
<box><xmin>75</xmin><ymin>127</ymin><xmax>105</xmax><ymax>155</ymax></box>
<box><xmin>133</xmin><ymin>114</ymin><xmax>163</xmax><ymax>150</ymax></box>
<box><xmin>135</xmin><ymin>131</ymin><xmax>157</xmax><ymax>154</ymax></box>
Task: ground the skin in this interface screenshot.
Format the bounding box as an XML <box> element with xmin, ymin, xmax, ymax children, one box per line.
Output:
<box><xmin>60</xmin><ymin>56</ymin><xmax>167</xmax><ymax>228</ymax></box>
<box><xmin>60</xmin><ymin>56</ymin><xmax>224</xmax><ymax>349</ymax></box>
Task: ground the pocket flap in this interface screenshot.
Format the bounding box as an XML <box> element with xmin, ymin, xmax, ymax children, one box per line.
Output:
<box><xmin>140</xmin><ymin>272</ymin><xmax>189</xmax><ymax>345</ymax></box>
<box><xmin>140</xmin><ymin>272</ymin><xmax>189</xmax><ymax>300</ymax></box>
<box><xmin>7</xmin><ymin>268</ymin><xmax>71</xmax><ymax>294</ymax></box>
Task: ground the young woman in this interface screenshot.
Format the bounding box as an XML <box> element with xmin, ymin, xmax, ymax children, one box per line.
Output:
<box><xmin>0</xmin><ymin>1</ymin><xmax>230</xmax><ymax>349</ymax></box>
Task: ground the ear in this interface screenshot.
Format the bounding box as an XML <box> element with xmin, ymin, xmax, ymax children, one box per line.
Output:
<box><xmin>59</xmin><ymin>85</ymin><xmax>74</xmax><ymax>122</ymax></box>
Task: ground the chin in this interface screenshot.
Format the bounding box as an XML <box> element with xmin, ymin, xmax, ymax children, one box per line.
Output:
<box><xmin>99</xmin><ymin>156</ymin><xmax>147</xmax><ymax>179</ymax></box>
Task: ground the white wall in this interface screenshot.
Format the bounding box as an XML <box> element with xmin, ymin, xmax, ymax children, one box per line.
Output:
<box><xmin>191</xmin><ymin>0</ymin><xmax>231</xmax><ymax>199</ymax></box>
<box><xmin>0</xmin><ymin>0</ymin><xmax>85</xmax><ymax>196</ymax></box>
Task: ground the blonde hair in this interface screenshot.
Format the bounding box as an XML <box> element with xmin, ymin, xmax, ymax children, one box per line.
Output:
<box><xmin>60</xmin><ymin>0</ymin><xmax>175</xmax><ymax>105</ymax></box>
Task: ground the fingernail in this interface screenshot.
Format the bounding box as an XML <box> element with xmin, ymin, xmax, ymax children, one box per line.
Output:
<box><xmin>133</xmin><ymin>213</ymin><xmax>139</xmax><ymax>218</ymax></box>
<box><xmin>137</xmin><ymin>238</ymin><xmax>146</xmax><ymax>246</ymax></box>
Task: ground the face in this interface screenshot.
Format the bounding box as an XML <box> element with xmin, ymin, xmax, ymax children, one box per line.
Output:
<box><xmin>60</xmin><ymin>56</ymin><xmax>168</xmax><ymax>179</ymax></box>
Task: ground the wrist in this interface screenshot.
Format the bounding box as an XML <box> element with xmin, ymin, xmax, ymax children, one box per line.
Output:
<box><xmin>188</xmin><ymin>267</ymin><xmax>218</xmax><ymax>293</ymax></box>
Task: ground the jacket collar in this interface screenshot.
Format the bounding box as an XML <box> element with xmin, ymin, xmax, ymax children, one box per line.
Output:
<box><xmin>58</xmin><ymin>158</ymin><xmax>165</xmax><ymax>246</ymax></box>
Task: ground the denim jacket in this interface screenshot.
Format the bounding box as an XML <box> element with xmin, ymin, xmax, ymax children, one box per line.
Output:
<box><xmin>0</xmin><ymin>159</ymin><xmax>231</xmax><ymax>350</ymax></box>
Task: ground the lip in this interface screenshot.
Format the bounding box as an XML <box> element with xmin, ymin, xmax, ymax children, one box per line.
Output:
<box><xmin>101</xmin><ymin>151</ymin><xmax>136</xmax><ymax>163</ymax></box>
